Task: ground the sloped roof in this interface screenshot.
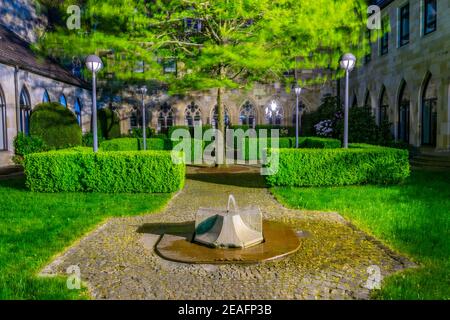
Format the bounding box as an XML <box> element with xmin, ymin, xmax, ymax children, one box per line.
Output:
<box><xmin>370</xmin><ymin>0</ymin><xmax>394</xmax><ymax>9</ymax></box>
<box><xmin>0</xmin><ymin>24</ymin><xmax>89</xmax><ymax>89</ymax></box>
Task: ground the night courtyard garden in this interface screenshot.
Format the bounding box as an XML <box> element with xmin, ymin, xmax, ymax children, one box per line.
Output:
<box><xmin>1</xmin><ymin>101</ymin><xmax>448</xmax><ymax>300</ymax></box>
<box><xmin>0</xmin><ymin>0</ymin><xmax>449</xmax><ymax>303</ymax></box>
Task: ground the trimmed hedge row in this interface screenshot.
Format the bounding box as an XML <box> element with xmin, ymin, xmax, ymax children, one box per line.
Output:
<box><xmin>236</xmin><ymin>137</ymin><xmax>340</xmax><ymax>161</ymax></box>
<box><xmin>24</xmin><ymin>149</ymin><xmax>185</xmax><ymax>193</ymax></box>
<box><xmin>99</xmin><ymin>136</ymin><xmax>341</xmax><ymax>162</ymax></box>
<box><xmin>265</xmin><ymin>144</ymin><xmax>410</xmax><ymax>187</ymax></box>
<box><xmin>100</xmin><ymin>138</ymin><xmax>171</xmax><ymax>151</ymax></box>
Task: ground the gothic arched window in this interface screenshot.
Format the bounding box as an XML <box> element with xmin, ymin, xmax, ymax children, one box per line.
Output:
<box><xmin>157</xmin><ymin>103</ymin><xmax>175</xmax><ymax>130</ymax></box>
<box><xmin>379</xmin><ymin>86</ymin><xmax>388</xmax><ymax>125</ymax></box>
<box><xmin>74</xmin><ymin>98</ymin><xmax>82</xmax><ymax>126</ymax></box>
<box><xmin>265</xmin><ymin>100</ymin><xmax>284</xmax><ymax>125</ymax></box>
<box><xmin>211</xmin><ymin>105</ymin><xmax>230</xmax><ymax>129</ymax></box>
<box><xmin>0</xmin><ymin>85</ymin><xmax>7</xmax><ymax>150</ymax></box>
<box><xmin>19</xmin><ymin>87</ymin><xmax>31</xmax><ymax>135</ymax></box>
<box><xmin>42</xmin><ymin>90</ymin><xmax>50</xmax><ymax>103</ymax></box>
<box><xmin>59</xmin><ymin>94</ymin><xmax>67</xmax><ymax>108</ymax></box>
<box><xmin>239</xmin><ymin>101</ymin><xmax>256</xmax><ymax>128</ymax></box>
<box><xmin>185</xmin><ymin>102</ymin><xmax>201</xmax><ymax>127</ymax></box>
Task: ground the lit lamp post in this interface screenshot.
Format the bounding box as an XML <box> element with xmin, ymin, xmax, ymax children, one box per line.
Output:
<box><xmin>85</xmin><ymin>55</ymin><xmax>103</xmax><ymax>152</ymax></box>
<box><xmin>139</xmin><ymin>86</ymin><xmax>148</xmax><ymax>150</ymax></box>
<box><xmin>294</xmin><ymin>85</ymin><xmax>302</xmax><ymax>148</ymax></box>
<box><xmin>340</xmin><ymin>53</ymin><xmax>356</xmax><ymax>149</ymax></box>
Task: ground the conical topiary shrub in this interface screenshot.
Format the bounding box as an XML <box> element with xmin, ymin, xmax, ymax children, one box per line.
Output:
<box><xmin>30</xmin><ymin>102</ymin><xmax>82</xmax><ymax>149</ymax></box>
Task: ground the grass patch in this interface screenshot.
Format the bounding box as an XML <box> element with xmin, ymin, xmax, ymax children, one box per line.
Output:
<box><xmin>0</xmin><ymin>177</ymin><xmax>172</xmax><ymax>300</ymax></box>
<box><xmin>271</xmin><ymin>169</ymin><xmax>450</xmax><ymax>300</ymax></box>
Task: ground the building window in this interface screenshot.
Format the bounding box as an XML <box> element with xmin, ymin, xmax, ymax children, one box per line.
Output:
<box><xmin>379</xmin><ymin>86</ymin><xmax>389</xmax><ymax>125</ymax></box>
<box><xmin>211</xmin><ymin>105</ymin><xmax>230</xmax><ymax>129</ymax></box>
<box><xmin>129</xmin><ymin>110</ymin><xmax>138</xmax><ymax>128</ymax></box>
<box><xmin>265</xmin><ymin>101</ymin><xmax>283</xmax><ymax>125</ymax></box>
<box><xmin>162</xmin><ymin>59</ymin><xmax>177</xmax><ymax>74</ymax></box>
<box><xmin>422</xmin><ymin>74</ymin><xmax>437</xmax><ymax>146</ymax></box>
<box><xmin>59</xmin><ymin>94</ymin><xmax>67</xmax><ymax>108</ymax></box>
<box><xmin>185</xmin><ymin>102</ymin><xmax>201</xmax><ymax>127</ymax></box>
<box><xmin>399</xmin><ymin>3</ymin><xmax>410</xmax><ymax>46</ymax></box>
<box><xmin>380</xmin><ymin>16</ymin><xmax>389</xmax><ymax>55</ymax></box>
<box><xmin>398</xmin><ymin>82</ymin><xmax>410</xmax><ymax>143</ymax></box>
<box><xmin>423</xmin><ymin>0</ymin><xmax>437</xmax><ymax>35</ymax></box>
<box><xmin>239</xmin><ymin>101</ymin><xmax>256</xmax><ymax>128</ymax></box>
<box><xmin>157</xmin><ymin>103</ymin><xmax>175</xmax><ymax>132</ymax></box>
<box><xmin>19</xmin><ymin>87</ymin><xmax>31</xmax><ymax>135</ymax></box>
<box><xmin>42</xmin><ymin>90</ymin><xmax>50</xmax><ymax>103</ymax></box>
<box><xmin>0</xmin><ymin>86</ymin><xmax>7</xmax><ymax>150</ymax></box>
<box><xmin>74</xmin><ymin>98</ymin><xmax>82</xmax><ymax>126</ymax></box>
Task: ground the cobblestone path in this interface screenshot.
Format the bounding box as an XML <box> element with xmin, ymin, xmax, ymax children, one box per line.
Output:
<box><xmin>40</xmin><ymin>166</ymin><xmax>414</xmax><ymax>300</ymax></box>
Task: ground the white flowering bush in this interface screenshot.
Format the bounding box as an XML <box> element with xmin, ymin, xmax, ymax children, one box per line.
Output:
<box><xmin>314</xmin><ymin>120</ymin><xmax>333</xmax><ymax>137</ymax></box>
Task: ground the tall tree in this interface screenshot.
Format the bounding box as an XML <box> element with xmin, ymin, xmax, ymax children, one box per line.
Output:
<box><xmin>37</xmin><ymin>0</ymin><xmax>367</xmax><ymax>160</ymax></box>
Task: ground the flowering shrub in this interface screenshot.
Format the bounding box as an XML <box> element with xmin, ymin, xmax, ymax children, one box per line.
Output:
<box><xmin>314</xmin><ymin>120</ymin><xmax>333</xmax><ymax>137</ymax></box>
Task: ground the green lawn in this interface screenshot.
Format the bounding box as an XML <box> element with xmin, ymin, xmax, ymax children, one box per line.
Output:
<box><xmin>271</xmin><ymin>169</ymin><xmax>450</xmax><ymax>300</ymax></box>
<box><xmin>0</xmin><ymin>177</ymin><xmax>172</xmax><ymax>300</ymax></box>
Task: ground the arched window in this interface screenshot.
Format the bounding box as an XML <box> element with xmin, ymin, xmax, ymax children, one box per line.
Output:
<box><xmin>59</xmin><ymin>94</ymin><xmax>67</xmax><ymax>108</ymax></box>
<box><xmin>19</xmin><ymin>87</ymin><xmax>31</xmax><ymax>135</ymax></box>
<box><xmin>74</xmin><ymin>98</ymin><xmax>82</xmax><ymax>126</ymax></box>
<box><xmin>239</xmin><ymin>101</ymin><xmax>256</xmax><ymax>128</ymax></box>
<box><xmin>185</xmin><ymin>102</ymin><xmax>201</xmax><ymax>127</ymax></box>
<box><xmin>398</xmin><ymin>81</ymin><xmax>410</xmax><ymax>143</ymax></box>
<box><xmin>211</xmin><ymin>105</ymin><xmax>230</xmax><ymax>129</ymax></box>
<box><xmin>265</xmin><ymin>100</ymin><xmax>283</xmax><ymax>125</ymax></box>
<box><xmin>129</xmin><ymin>110</ymin><xmax>138</xmax><ymax>128</ymax></box>
<box><xmin>422</xmin><ymin>74</ymin><xmax>437</xmax><ymax>146</ymax></box>
<box><xmin>157</xmin><ymin>103</ymin><xmax>175</xmax><ymax>130</ymax></box>
<box><xmin>379</xmin><ymin>86</ymin><xmax>389</xmax><ymax>125</ymax></box>
<box><xmin>42</xmin><ymin>90</ymin><xmax>50</xmax><ymax>103</ymax></box>
<box><xmin>0</xmin><ymin>85</ymin><xmax>7</xmax><ymax>150</ymax></box>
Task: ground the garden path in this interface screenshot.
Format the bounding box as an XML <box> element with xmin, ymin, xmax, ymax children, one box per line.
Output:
<box><xmin>40</xmin><ymin>166</ymin><xmax>414</xmax><ymax>300</ymax></box>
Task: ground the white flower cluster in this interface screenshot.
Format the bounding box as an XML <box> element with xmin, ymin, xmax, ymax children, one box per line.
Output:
<box><xmin>314</xmin><ymin>120</ymin><xmax>333</xmax><ymax>137</ymax></box>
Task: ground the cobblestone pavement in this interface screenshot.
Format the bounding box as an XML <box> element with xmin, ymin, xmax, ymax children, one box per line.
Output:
<box><xmin>40</xmin><ymin>166</ymin><xmax>415</xmax><ymax>300</ymax></box>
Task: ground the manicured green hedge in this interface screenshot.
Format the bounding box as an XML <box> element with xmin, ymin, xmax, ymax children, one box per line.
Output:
<box><xmin>232</xmin><ymin>137</ymin><xmax>340</xmax><ymax>161</ymax></box>
<box><xmin>30</xmin><ymin>102</ymin><xmax>82</xmax><ymax>149</ymax></box>
<box><xmin>24</xmin><ymin>149</ymin><xmax>185</xmax><ymax>193</ymax></box>
<box><xmin>265</xmin><ymin>144</ymin><xmax>410</xmax><ymax>187</ymax></box>
<box><xmin>298</xmin><ymin>137</ymin><xmax>341</xmax><ymax>149</ymax></box>
<box><xmin>100</xmin><ymin>138</ymin><xmax>171</xmax><ymax>151</ymax></box>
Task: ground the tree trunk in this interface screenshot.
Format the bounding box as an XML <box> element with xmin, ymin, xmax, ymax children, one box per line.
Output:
<box><xmin>216</xmin><ymin>86</ymin><xmax>226</xmax><ymax>167</ymax></box>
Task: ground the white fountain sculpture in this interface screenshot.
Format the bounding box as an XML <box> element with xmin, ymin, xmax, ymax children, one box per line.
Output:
<box><xmin>194</xmin><ymin>195</ymin><xmax>264</xmax><ymax>249</ymax></box>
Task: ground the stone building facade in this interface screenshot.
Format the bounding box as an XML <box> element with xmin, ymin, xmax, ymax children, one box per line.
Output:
<box><xmin>0</xmin><ymin>0</ymin><xmax>92</xmax><ymax>167</ymax></box>
<box><xmin>118</xmin><ymin>81</ymin><xmax>335</xmax><ymax>135</ymax></box>
<box><xmin>347</xmin><ymin>0</ymin><xmax>450</xmax><ymax>151</ymax></box>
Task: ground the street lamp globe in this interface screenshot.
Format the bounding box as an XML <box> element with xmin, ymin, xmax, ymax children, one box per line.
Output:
<box><xmin>85</xmin><ymin>55</ymin><xmax>103</xmax><ymax>73</ymax></box>
<box><xmin>139</xmin><ymin>85</ymin><xmax>148</xmax><ymax>95</ymax></box>
<box><xmin>294</xmin><ymin>85</ymin><xmax>302</xmax><ymax>96</ymax></box>
<box><xmin>339</xmin><ymin>53</ymin><xmax>356</xmax><ymax>72</ymax></box>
